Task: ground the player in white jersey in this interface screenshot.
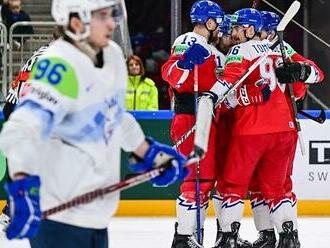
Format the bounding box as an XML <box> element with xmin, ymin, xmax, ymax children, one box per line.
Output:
<box><xmin>0</xmin><ymin>0</ymin><xmax>188</xmax><ymax>247</ymax></box>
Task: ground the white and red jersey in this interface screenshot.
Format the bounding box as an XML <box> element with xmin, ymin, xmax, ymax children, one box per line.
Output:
<box><xmin>162</xmin><ymin>32</ymin><xmax>225</xmax><ymax>94</ymax></box>
<box><xmin>220</xmin><ymin>39</ymin><xmax>324</xmax><ymax>136</ymax></box>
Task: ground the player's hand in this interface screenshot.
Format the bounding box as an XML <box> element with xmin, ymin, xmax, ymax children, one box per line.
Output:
<box><xmin>238</xmin><ymin>80</ymin><xmax>271</xmax><ymax>106</ymax></box>
<box><xmin>177</xmin><ymin>44</ymin><xmax>210</xmax><ymax>70</ymax></box>
<box><xmin>5</xmin><ymin>176</ymin><xmax>41</xmax><ymax>239</ymax></box>
<box><xmin>128</xmin><ymin>137</ymin><xmax>188</xmax><ymax>187</ymax></box>
<box><xmin>275</xmin><ymin>62</ymin><xmax>311</xmax><ymax>83</ymax></box>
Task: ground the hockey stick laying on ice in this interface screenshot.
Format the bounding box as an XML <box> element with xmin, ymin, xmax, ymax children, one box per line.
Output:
<box><xmin>42</xmin><ymin>156</ymin><xmax>199</xmax><ymax>218</ymax></box>
<box><xmin>194</xmin><ymin>1</ymin><xmax>301</xmax><ymax>155</ymax></box>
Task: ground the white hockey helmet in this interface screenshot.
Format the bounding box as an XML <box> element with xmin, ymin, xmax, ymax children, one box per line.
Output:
<box><xmin>51</xmin><ymin>0</ymin><xmax>120</xmax><ymax>26</ymax></box>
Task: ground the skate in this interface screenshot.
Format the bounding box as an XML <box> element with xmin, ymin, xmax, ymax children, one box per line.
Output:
<box><xmin>215</xmin><ymin>220</ymin><xmax>251</xmax><ymax>248</ymax></box>
<box><xmin>293</xmin><ymin>230</ymin><xmax>301</xmax><ymax>248</ymax></box>
<box><xmin>213</xmin><ymin>222</ymin><xmax>241</xmax><ymax>248</ymax></box>
<box><xmin>277</xmin><ymin>221</ymin><xmax>300</xmax><ymax>248</ymax></box>
<box><xmin>237</xmin><ymin>235</ymin><xmax>252</xmax><ymax>248</ymax></box>
<box><xmin>252</xmin><ymin>229</ymin><xmax>276</xmax><ymax>248</ymax></box>
<box><xmin>171</xmin><ymin>222</ymin><xmax>204</xmax><ymax>248</ymax></box>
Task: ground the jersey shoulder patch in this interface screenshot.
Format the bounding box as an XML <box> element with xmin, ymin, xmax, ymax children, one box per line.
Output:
<box><xmin>30</xmin><ymin>56</ymin><xmax>79</xmax><ymax>99</ymax></box>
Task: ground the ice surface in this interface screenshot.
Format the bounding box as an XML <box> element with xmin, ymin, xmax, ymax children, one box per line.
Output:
<box><xmin>1</xmin><ymin>217</ymin><xmax>329</xmax><ymax>247</ymax></box>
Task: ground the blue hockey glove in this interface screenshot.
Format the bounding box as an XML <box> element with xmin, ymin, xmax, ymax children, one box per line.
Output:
<box><xmin>177</xmin><ymin>44</ymin><xmax>210</xmax><ymax>70</ymax></box>
<box><xmin>129</xmin><ymin>138</ymin><xmax>188</xmax><ymax>187</ymax></box>
<box><xmin>5</xmin><ymin>175</ymin><xmax>41</xmax><ymax>239</ymax></box>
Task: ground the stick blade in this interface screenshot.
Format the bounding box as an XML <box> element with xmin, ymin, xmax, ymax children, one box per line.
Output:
<box><xmin>277</xmin><ymin>1</ymin><xmax>301</xmax><ymax>32</ymax></box>
<box><xmin>319</xmin><ymin>109</ymin><xmax>326</xmax><ymax>123</ymax></box>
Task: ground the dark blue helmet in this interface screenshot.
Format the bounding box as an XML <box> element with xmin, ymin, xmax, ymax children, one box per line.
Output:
<box><xmin>190</xmin><ymin>0</ymin><xmax>224</xmax><ymax>25</ymax></box>
<box><xmin>261</xmin><ymin>11</ymin><xmax>280</xmax><ymax>31</ymax></box>
<box><xmin>219</xmin><ymin>14</ymin><xmax>232</xmax><ymax>35</ymax></box>
<box><xmin>232</xmin><ymin>8</ymin><xmax>263</xmax><ymax>33</ymax></box>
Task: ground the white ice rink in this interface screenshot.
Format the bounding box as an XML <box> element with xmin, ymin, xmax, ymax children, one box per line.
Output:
<box><xmin>1</xmin><ymin>217</ymin><xmax>330</xmax><ymax>247</ymax></box>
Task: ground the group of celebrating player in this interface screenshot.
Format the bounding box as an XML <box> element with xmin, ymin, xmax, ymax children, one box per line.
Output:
<box><xmin>0</xmin><ymin>0</ymin><xmax>325</xmax><ymax>247</ymax></box>
<box><xmin>162</xmin><ymin>0</ymin><xmax>324</xmax><ymax>248</ymax></box>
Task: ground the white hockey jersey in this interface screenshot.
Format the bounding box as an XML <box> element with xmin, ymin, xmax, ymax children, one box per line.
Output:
<box><xmin>0</xmin><ymin>39</ymin><xmax>145</xmax><ymax>228</ymax></box>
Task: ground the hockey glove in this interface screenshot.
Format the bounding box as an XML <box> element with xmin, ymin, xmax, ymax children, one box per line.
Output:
<box><xmin>238</xmin><ymin>81</ymin><xmax>271</xmax><ymax>106</ymax></box>
<box><xmin>224</xmin><ymin>81</ymin><xmax>271</xmax><ymax>108</ymax></box>
<box><xmin>5</xmin><ymin>176</ymin><xmax>41</xmax><ymax>239</ymax></box>
<box><xmin>129</xmin><ymin>138</ymin><xmax>188</xmax><ymax>187</ymax></box>
<box><xmin>177</xmin><ymin>44</ymin><xmax>210</xmax><ymax>70</ymax></box>
<box><xmin>275</xmin><ymin>62</ymin><xmax>311</xmax><ymax>84</ymax></box>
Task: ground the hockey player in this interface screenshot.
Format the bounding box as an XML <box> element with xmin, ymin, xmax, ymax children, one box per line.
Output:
<box><xmin>212</xmin><ymin>14</ymin><xmax>253</xmax><ymax>248</ymax></box>
<box><xmin>0</xmin><ymin>27</ymin><xmax>63</xmax><ymax>236</ymax></box>
<box><xmin>215</xmin><ymin>14</ymin><xmax>238</xmax><ymax>55</ymax></box>
<box><xmin>161</xmin><ymin>1</ymin><xmax>225</xmax><ymax>246</ymax></box>
<box><xmin>196</xmin><ymin>8</ymin><xmax>324</xmax><ymax>248</ymax></box>
<box><xmin>162</xmin><ymin>2</ymin><xmax>268</xmax><ymax>246</ymax></box>
<box><xmin>249</xmin><ymin>10</ymin><xmax>316</xmax><ymax>248</ymax></box>
<box><xmin>0</xmin><ymin>0</ymin><xmax>188</xmax><ymax>247</ymax></box>
<box><xmin>1</xmin><ymin>45</ymin><xmax>49</xmax><ymax>236</ymax></box>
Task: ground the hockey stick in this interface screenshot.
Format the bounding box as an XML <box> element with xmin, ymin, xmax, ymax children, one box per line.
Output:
<box><xmin>298</xmin><ymin>109</ymin><xmax>326</xmax><ymax>124</ymax></box>
<box><xmin>194</xmin><ymin>0</ymin><xmax>302</xmax><ymax>155</ymax></box>
<box><xmin>262</xmin><ymin>0</ymin><xmax>330</xmax><ymax>50</ymax></box>
<box><xmin>252</xmin><ymin>0</ymin><xmax>327</xmax><ymax>124</ymax></box>
<box><xmin>42</xmin><ymin>156</ymin><xmax>199</xmax><ymax>218</ymax></box>
<box><xmin>193</xmin><ymin>65</ymin><xmax>202</xmax><ymax>244</ymax></box>
<box><xmin>277</xmin><ymin>1</ymin><xmax>306</xmax><ymax>156</ymax></box>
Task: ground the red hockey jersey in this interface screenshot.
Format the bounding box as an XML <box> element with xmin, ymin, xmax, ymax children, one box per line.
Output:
<box><xmin>220</xmin><ymin>39</ymin><xmax>324</xmax><ymax>135</ymax></box>
<box><xmin>162</xmin><ymin>32</ymin><xmax>225</xmax><ymax>94</ymax></box>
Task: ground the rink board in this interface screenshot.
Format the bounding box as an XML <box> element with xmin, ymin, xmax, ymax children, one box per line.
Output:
<box><xmin>0</xmin><ymin>110</ymin><xmax>330</xmax><ymax>216</ymax></box>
